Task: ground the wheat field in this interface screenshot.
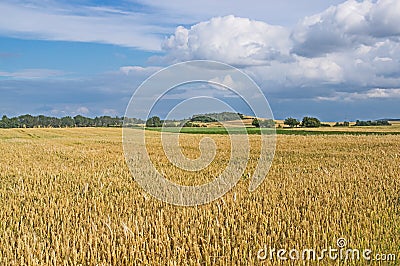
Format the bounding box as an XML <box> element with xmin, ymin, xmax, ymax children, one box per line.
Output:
<box><xmin>0</xmin><ymin>128</ymin><xmax>399</xmax><ymax>265</ymax></box>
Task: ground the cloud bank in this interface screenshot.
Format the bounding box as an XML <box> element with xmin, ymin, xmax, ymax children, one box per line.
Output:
<box><xmin>161</xmin><ymin>0</ymin><xmax>400</xmax><ymax>108</ymax></box>
<box><xmin>1</xmin><ymin>0</ymin><xmax>399</xmax><ymax>120</ymax></box>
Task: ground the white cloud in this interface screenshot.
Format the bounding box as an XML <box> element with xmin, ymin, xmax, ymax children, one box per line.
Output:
<box><xmin>316</xmin><ymin>88</ymin><xmax>400</xmax><ymax>101</ymax></box>
<box><xmin>0</xmin><ymin>68</ymin><xmax>66</xmax><ymax>79</ymax></box>
<box><xmin>369</xmin><ymin>0</ymin><xmax>400</xmax><ymax>37</ymax></box>
<box><xmin>160</xmin><ymin>1</ymin><xmax>400</xmax><ymax>99</ymax></box>
<box><xmin>49</xmin><ymin>105</ymin><xmax>90</xmax><ymax>116</ymax></box>
<box><xmin>162</xmin><ymin>15</ymin><xmax>292</xmax><ymax>66</ymax></box>
<box><xmin>209</xmin><ymin>75</ymin><xmax>236</xmax><ymax>90</ymax></box>
<box><xmin>365</xmin><ymin>88</ymin><xmax>400</xmax><ymax>98</ymax></box>
<box><xmin>76</xmin><ymin>106</ymin><xmax>90</xmax><ymax>114</ymax></box>
<box><xmin>291</xmin><ymin>56</ymin><xmax>343</xmax><ymax>83</ymax></box>
<box><xmin>119</xmin><ymin>66</ymin><xmax>161</xmax><ymax>75</ymax></box>
<box><xmin>2</xmin><ymin>0</ymin><xmax>344</xmax><ymax>53</ymax></box>
<box><xmin>291</xmin><ymin>0</ymin><xmax>400</xmax><ymax>57</ymax></box>
<box><xmin>102</xmin><ymin>108</ymin><xmax>118</xmax><ymax>116</ymax></box>
<box><xmin>0</xmin><ymin>1</ymin><xmax>168</xmax><ymax>50</ymax></box>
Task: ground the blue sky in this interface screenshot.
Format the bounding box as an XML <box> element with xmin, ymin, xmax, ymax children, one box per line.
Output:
<box><xmin>0</xmin><ymin>0</ymin><xmax>399</xmax><ymax>120</ymax></box>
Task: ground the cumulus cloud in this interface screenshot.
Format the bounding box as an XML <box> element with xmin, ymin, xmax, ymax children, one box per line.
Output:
<box><xmin>209</xmin><ymin>75</ymin><xmax>236</xmax><ymax>89</ymax></box>
<box><xmin>161</xmin><ymin>1</ymin><xmax>400</xmax><ymax>106</ymax></box>
<box><xmin>291</xmin><ymin>0</ymin><xmax>400</xmax><ymax>57</ymax></box>
<box><xmin>369</xmin><ymin>0</ymin><xmax>400</xmax><ymax>37</ymax></box>
<box><xmin>290</xmin><ymin>56</ymin><xmax>343</xmax><ymax>83</ymax></box>
<box><xmin>291</xmin><ymin>0</ymin><xmax>372</xmax><ymax>57</ymax></box>
<box><xmin>162</xmin><ymin>15</ymin><xmax>292</xmax><ymax>66</ymax></box>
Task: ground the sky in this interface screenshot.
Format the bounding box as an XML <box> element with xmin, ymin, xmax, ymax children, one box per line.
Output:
<box><xmin>0</xmin><ymin>0</ymin><xmax>399</xmax><ymax>121</ymax></box>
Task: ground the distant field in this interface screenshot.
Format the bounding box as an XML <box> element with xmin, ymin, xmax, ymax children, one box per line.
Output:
<box><xmin>146</xmin><ymin>123</ymin><xmax>400</xmax><ymax>135</ymax></box>
<box><xmin>278</xmin><ymin>121</ymin><xmax>400</xmax><ymax>132</ymax></box>
<box><xmin>0</xmin><ymin>128</ymin><xmax>399</xmax><ymax>264</ymax></box>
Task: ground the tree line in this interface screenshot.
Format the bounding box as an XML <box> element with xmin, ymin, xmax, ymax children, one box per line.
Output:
<box><xmin>146</xmin><ymin>115</ymin><xmax>393</xmax><ymax>128</ymax></box>
<box><xmin>0</xmin><ymin>114</ymin><xmax>128</xmax><ymax>128</ymax></box>
<box><xmin>284</xmin><ymin>117</ymin><xmax>391</xmax><ymax>128</ymax></box>
<box><xmin>0</xmin><ymin>113</ymin><xmax>392</xmax><ymax>129</ymax></box>
<box><xmin>354</xmin><ymin>120</ymin><xmax>391</xmax><ymax>126</ymax></box>
<box><xmin>284</xmin><ymin>117</ymin><xmax>323</xmax><ymax>128</ymax></box>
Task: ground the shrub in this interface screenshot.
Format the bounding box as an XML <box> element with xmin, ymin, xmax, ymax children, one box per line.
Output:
<box><xmin>301</xmin><ymin>117</ymin><xmax>321</xmax><ymax>128</ymax></box>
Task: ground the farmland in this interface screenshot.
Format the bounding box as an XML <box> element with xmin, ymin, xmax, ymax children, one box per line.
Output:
<box><xmin>147</xmin><ymin>121</ymin><xmax>400</xmax><ymax>136</ymax></box>
<box><xmin>0</xmin><ymin>128</ymin><xmax>399</xmax><ymax>264</ymax></box>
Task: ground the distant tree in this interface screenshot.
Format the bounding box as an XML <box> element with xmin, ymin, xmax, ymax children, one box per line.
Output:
<box><xmin>0</xmin><ymin>114</ymin><xmax>125</xmax><ymax>128</ymax></box>
<box><xmin>190</xmin><ymin>115</ymin><xmax>217</xmax><ymax>123</ymax></box>
<box><xmin>146</xmin><ymin>116</ymin><xmax>162</xmax><ymax>127</ymax></box>
<box><xmin>61</xmin><ymin>116</ymin><xmax>75</xmax><ymax>127</ymax></box>
<box><xmin>259</xmin><ymin>119</ymin><xmax>275</xmax><ymax>128</ymax></box>
<box><xmin>35</xmin><ymin>115</ymin><xmax>57</xmax><ymax>127</ymax></box>
<box><xmin>95</xmin><ymin>116</ymin><xmax>114</xmax><ymax>127</ymax></box>
<box><xmin>8</xmin><ymin>117</ymin><xmax>20</xmax><ymax>128</ymax></box>
<box><xmin>37</xmin><ymin>115</ymin><xmax>48</xmax><ymax>127</ymax></box>
<box><xmin>334</xmin><ymin>121</ymin><xmax>350</xmax><ymax>127</ymax></box>
<box><xmin>0</xmin><ymin>115</ymin><xmax>9</xmax><ymax>128</ymax></box>
<box><xmin>192</xmin><ymin>112</ymin><xmax>243</xmax><ymax>122</ymax></box>
<box><xmin>74</xmin><ymin>115</ymin><xmax>88</xmax><ymax>127</ymax></box>
<box><xmin>183</xmin><ymin>121</ymin><xmax>200</xmax><ymax>127</ymax></box>
<box><xmin>252</xmin><ymin>118</ymin><xmax>260</xmax><ymax>128</ymax></box>
<box><xmin>320</xmin><ymin>123</ymin><xmax>331</xmax><ymax>127</ymax></box>
<box><xmin>18</xmin><ymin>114</ymin><xmax>35</xmax><ymax>128</ymax></box>
<box><xmin>284</xmin><ymin>117</ymin><xmax>300</xmax><ymax>128</ymax></box>
<box><xmin>110</xmin><ymin>116</ymin><xmax>123</xmax><ymax>127</ymax></box>
<box><xmin>355</xmin><ymin>120</ymin><xmax>391</xmax><ymax>126</ymax></box>
<box><xmin>124</xmin><ymin>117</ymin><xmax>145</xmax><ymax>126</ymax></box>
<box><xmin>301</xmin><ymin>117</ymin><xmax>321</xmax><ymax>128</ymax></box>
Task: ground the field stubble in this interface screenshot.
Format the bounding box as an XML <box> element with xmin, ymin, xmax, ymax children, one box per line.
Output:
<box><xmin>0</xmin><ymin>128</ymin><xmax>399</xmax><ymax>265</ymax></box>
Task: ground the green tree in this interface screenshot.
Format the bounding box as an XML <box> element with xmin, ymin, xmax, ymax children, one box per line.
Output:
<box><xmin>74</xmin><ymin>115</ymin><xmax>86</xmax><ymax>127</ymax></box>
<box><xmin>146</xmin><ymin>116</ymin><xmax>162</xmax><ymax>127</ymax></box>
<box><xmin>301</xmin><ymin>117</ymin><xmax>321</xmax><ymax>128</ymax></box>
<box><xmin>18</xmin><ymin>114</ymin><xmax>35</xmax><ymax>128</ymax></box>
<box><xmin>252</xmin><ymin>118</ymin><xmax>260</xmax><ymax>128</ymax></box>
<box><xmin>190</xmin><ymin>115</ymin><xmax>217</xmax><ymax>123</ymax></box>
<box><xmin>284</xmin><ymin>117</ymin><xmax>300</xmax><ymax>128</ymax></box>
<box><xmin>61</xmin><ymin>116</ymin><xmax>75</xmax><ymax>127</ymax></box>
<box><xmin>334</xmin><ymin>121</ymin><xmax>350</xmax><ymax>127</ymax></box>
<box><xmin>355</xmin><ymin>120</ymin><xmax>391</xmax><ymax>126</ymax></box>
<box><xmin>0</xmin><ymin>115</ymin><xmax>10</xmax><ymax>128</ymax></box>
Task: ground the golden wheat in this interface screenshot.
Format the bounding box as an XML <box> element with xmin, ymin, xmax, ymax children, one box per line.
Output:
<box><xmin>0</xmin><ymin>128</ymin><xmax>399</xmax><ymax>265</ymax></box>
